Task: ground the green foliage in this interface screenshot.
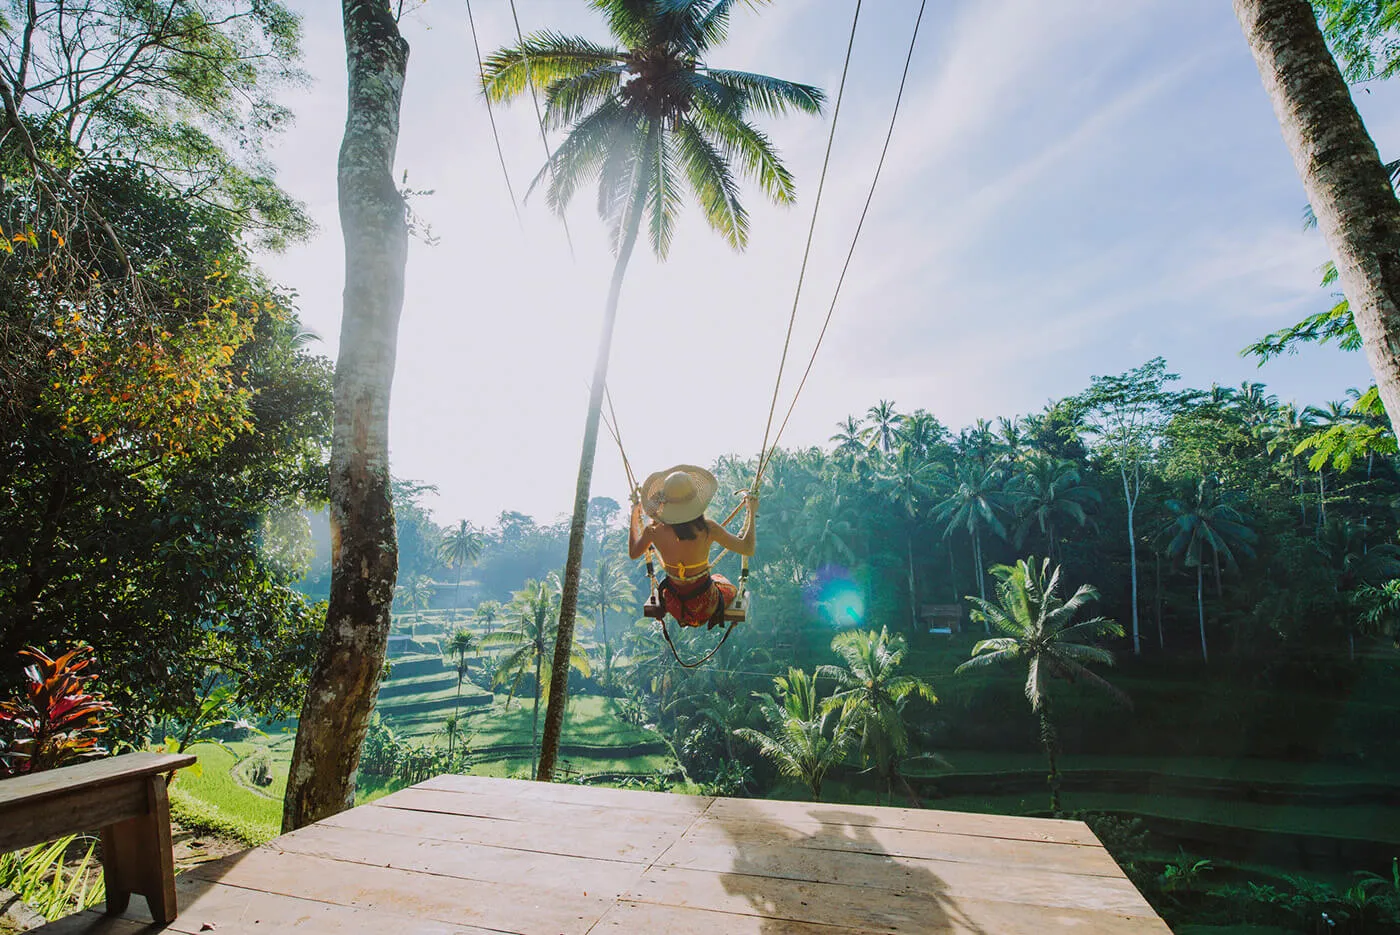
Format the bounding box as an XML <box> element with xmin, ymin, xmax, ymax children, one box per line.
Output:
<box><xmin>0</xmin><ymin>834</ymin><xmax>105</xmax><ymax>922</ymax></box>
<box><xmin>734</xmin><ymin>667</ymin><xmax>854</xmax><ymax>801</ymax></box>
<box><xmin>1315</xmin><ymin>0</ymin><xmax>1400</xmax><ymax>83</ymax></box>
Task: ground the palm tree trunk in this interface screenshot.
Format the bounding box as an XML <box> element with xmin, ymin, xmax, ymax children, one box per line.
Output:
<box><xmin>599</xmin><ymin>603</ymin><xmax>610</xmax><ymax>688</ymax></box>
<box><xmin>906</xmin><ymin>530</ymin><xmax>919</xmax><ymax>635</ymax></box>
<box><xmin>531</xmin><ymin>648</ymin><xmax>543</xmax><ymax>781</ymax></box>
<box><xmin>453</xmin><ymin>564</ymin><xmax>463</xmax><ymax>621</ymax></box>
<box><xmin>1038</xmin><ymin>705</ymin><xmax>1060</xmax><ymax>816</ymax></box>
<box><xmin>283</xmin><ymin>0</ymin><xmax>408</xmax><ymax>833</ymax></box>
<box><xmin>1197</xmin><ymin>564</ymin><xmax>1209</xmax><ymax>663</ymax></box>
<box><xmin>973</xmin><ymin>527</ymin><xmax>987</xmax><ymax>619</ymax></box>
<box><xmin>1155</xmin><ymin>550</ymin><xmax>1165</xmax><ymax>649</ymax></box>
<box><xmin>536</xmin><ymin>129</ymin><xmax>655</xmax><ymax>783</ymax></box>
<box><xmin>1122</xmin><ymin>466</ymin><xmax>1141</xmax><ymax>655</ymax></box>
<box><xmin>1235</xmin><ymin>0</ymin><xmax>1400</xmax><ymax>429</ymax></box>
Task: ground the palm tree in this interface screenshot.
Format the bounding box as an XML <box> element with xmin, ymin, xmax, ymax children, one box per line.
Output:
<box><xmin>438</xmin><ymin>520</ymin><xmax>484</xmax><ymax>620</ymax></box>
<box><xmin>818</xmin><ymin>628</ymin><xmax>937</xmax><ymax>804</ymax></box>
<box><xmin>1235</xmin><ymin>0</ymin><xmax>1400</xmax><ymax>429</ymax></box>
<box><xmin>957</xmin><ymin>558</ymin><xmax>1126</xmax><ymax>814</ymax></box>
<box><xmin>580</xmin><ymin>553</ymin><xmax>635</xmax><ymax>687</ymax></box>
<box><xmin>1164</xmin><ymin>480</ymin><xmax>1258</xmax><ymax>663</ymax></box>
<box><xmin>874</xmin><ymin>444</ymin><xmax>939</xmax><ymax>633</ymax></box>
<box><xmin>481</xmin><ymin>576</ymin><xmax>590</xmax><ymax>779</ymax></box>
<box><xmin>439</xmin><ymin>712</ymin><xmax>464</xmax><ymax>761</ymax></box>
<box><xmin>734</xmin><ymin>668</ymin><xmax>854</xmax><ymax>801</ymax></box>
<box><xmin>931</xmin><ymin>462</ymin><xmax>1010</xmax><ymax>608</ymax></box>
<box><xmin>896</xmin><ymin>410</ymin><xmax>947</xmax><ymax>459</ymax></box>
<box><xmin>862</xmin><ymin>400</ymin><xmax>904</xmax><ymax>454</ymax></box>
<box><xmin>443</xmin><ymin>628</ymin><xmax>478</xmax><ymax>723</ymax></box>
<box><xmin>830</xmin><ymin>415</ymin><xmax>866</xmax><ymax>460</ymax></box>
<box><xmin>398</xmin><ymin>575</ymin><xmax>434</xmax><ymax>634</ymax></box>
<box><xmin>483</xmin><ymin>0</ymin><xmax>823</xmax><ymax>783</ymax></box>
<box><xmin>1009</xmin><ymin>454</ymin><xmax>1100</xmax><ymax>561</ymax></box>
<box><xmin>474</xmin><ymin>599</ymin><xmax>503</xmax><ymax>636</ymax></box>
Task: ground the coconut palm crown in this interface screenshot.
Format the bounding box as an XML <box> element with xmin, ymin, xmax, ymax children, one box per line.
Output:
<box><xmin>481</xmin><ymin>0</ymin><xmax>825</xmax><ymax>257</ymax></box>
<box><xmin>957</xmin><ymin>558</ymin><xmax>1127</xmax><ymax>712</ymax></box>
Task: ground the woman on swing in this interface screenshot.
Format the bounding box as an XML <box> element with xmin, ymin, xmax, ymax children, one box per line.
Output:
<box><xmin>629</xmin><ymin>465</ymin><xmax>758</xmax><ymax>629</ymax></box>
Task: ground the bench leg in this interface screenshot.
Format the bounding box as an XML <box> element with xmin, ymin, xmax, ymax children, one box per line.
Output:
<box><xmin>101</xmin><ymin>774</ymin><xmax>177</xmax><ymax>924</ymax></box>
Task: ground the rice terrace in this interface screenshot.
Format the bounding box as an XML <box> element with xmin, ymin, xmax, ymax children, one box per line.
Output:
<box><xmin>3</xmin><ymin>1</ymin><xmax>1400</xmax><ymax>934</ymax></box>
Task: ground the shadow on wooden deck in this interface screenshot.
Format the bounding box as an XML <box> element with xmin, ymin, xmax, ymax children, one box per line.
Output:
<box><xmin>32</xmin><ymin>775</ymin><xmax>1169</xmax><ymax>934</ymax></box>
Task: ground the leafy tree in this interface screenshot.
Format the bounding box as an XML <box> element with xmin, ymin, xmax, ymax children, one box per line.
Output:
<box><xmin>1079</xmin><ymin>358</ymin><xmax>1179</xmax><ymax>654</ymax></box>
<box><xmin>863</xmin><ymin>400</ymin><xmax>904</xmax><ymax>454</ymax></box>
<box><xmin>443</xmin><ymin>627</ymin><xmax>478</xmax><ymax>722</ymax></box>
<box><xmin>830</xmin><ymin>415</ymin><xmax>867</xmax><ymax>461</ymax></box>
<box><xmin>1009</xmin><ymin>454</ymin><xmax>1100</xmax><ymax>562</ymax></box>
<box><xmin>481</xmin><ymin>576</ymin><xmax>589</xmax><ymax>780</ymax></box>
<box><xmin>957</xmin><ymin>558</ymin><xmax>1126</xmax><ymax>814</ymax></box>
<box><xmin>734</xmin><ymin>668</ymin><xmax>853</xmax><ymax>801</ymax></box>
<box><xmin>580</xmin><ymin>553</ymin><xmax>635</xmax><ymax>687</ymax></box>
<box><xmin>439</xmin><ymin>520</ymin><xmax>484</xmax><ymax>618</ymax></box>
<box><xmin>874</xmin><ymin>444</ymin><xmax>939</xmax><ymax>632</ymax></box>
<box><xmin>0</xmin><ymin>0</ymin><xmax>311</xmax><ymax>252</ymax></box>
<box><xmin>818</xmin><ymin>628</ymin><xmax>936</xmax><ymax>804</ymax></box>
<box><xmin>482</xmin><ymin>0</ymin><xmax>823</xmax><ymax>783</ymax></box>
<box><xmin>0</xmin><ymin>150</ymin><xmax>331</xmax><ymax>737</ymax></box>
<box><xmin>1164</xmin><ymin>481</ymin><xmax>1258</xmax><ymax>662</ymax></box>
<box><xmin>475</xmin><ymin>599</ymin><xmax>503</xmax><ymax>635</ymax></box>
<box><xmin>932</xmin><ymin>462</ymin><xmax>1010</xmax><ymax>608</ymax></box>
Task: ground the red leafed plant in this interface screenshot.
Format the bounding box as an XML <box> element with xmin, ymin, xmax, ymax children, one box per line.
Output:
<box><xmin>0</xmin><ymin>645</ymin><xmax>115</xmax><ymax>777</ymax></box>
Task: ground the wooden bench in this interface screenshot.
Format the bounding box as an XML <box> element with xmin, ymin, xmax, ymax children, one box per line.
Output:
<box><xmin>0</xmin><ymin>752</ymin><xmax>196</xmax><ymax>923</ymax></box>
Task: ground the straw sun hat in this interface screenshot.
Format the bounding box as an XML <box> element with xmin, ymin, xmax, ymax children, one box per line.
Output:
<box><xmin>640</xmin><ymin>464</ymin><xmax>719</xmax><ymax>525</ymax></box>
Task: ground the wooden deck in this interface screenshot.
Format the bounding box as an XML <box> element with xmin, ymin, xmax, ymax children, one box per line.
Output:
<box><xmin>39</xmin><ymin>775</ymin><xmax>1171</xmax><ymax>934</ymax></box>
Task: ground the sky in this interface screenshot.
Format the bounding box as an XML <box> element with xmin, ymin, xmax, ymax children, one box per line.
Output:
<box><xmin>258</xmin><ymin>0</ymin><xmax>1389</xmax><ymax>528</ymax></box>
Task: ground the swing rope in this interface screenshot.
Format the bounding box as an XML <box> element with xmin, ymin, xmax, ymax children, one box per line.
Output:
<box><xmin>759</xmin><ymin>0</ymin><xmax>928</xmax><ymax>477</ymax></box>
<box><xmin>505</xmin><ymin>0</ymin><xmax>576</xmax><ymax>258</ymax></box>
<box><xmin>464</xmin><ymin>0</ymin><xmax>522</xmax><ymax>229</ymax></box>
<box><xmin>752</xmin><ymin>0</ymin><xmax>863</xmax><ymax>494</ymax></box>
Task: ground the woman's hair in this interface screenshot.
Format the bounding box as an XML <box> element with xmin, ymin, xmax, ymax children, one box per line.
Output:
<box><xmin>666</xmin><ymin>516</ymin><xmax>708</xmax><ymax>541</ymax></box>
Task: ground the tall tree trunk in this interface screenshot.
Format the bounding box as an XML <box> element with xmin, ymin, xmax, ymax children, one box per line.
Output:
<box><xmin>1235</xmin><ymin>0</ymin><xmax>1400</xmax><ymax>429</ymax></box>
<box><xmin>599</xmin><ymin>602</ymin><xmax>609</xmax><ymax>687</ymax></box>
<box><xmin>1197</xmin><ymin>564</ymin><xmax>1209</xmax><ymax>663</ymax></box>
<box><xmin>283</xmin><ymin>0</ymin><xmax>408</xmax><ymax>833</ymax></box>
<box><xmin>1122</xmin><ymin>467</ymin><xmax>1141</xmax><ymax>655</ymax></box>
<box><xmin>906</xmin><ymin>530</ymin><xmax>919</xmax><ymax>635</ymax></box>
<box><xmin>536</xmin><ymin>132</ymin><xmax>653</xmax><ymax>783</ymax></box>
<box><xmin>1155</xmin><ymin>550</ymin><xmax>1165</xmax><ymax>649</ymax></box>
<box><xmin>1038</xmin><ymin>704</ymin><xmax>1061</xmax><ymax>816</ymax></box>
<box><xmin>453</xmin><ymin>564</ymin><xmax>462</xmax><ymax>621</ymax></box>
<box><xmin>530</xmin><ymin>648</ymin><xmax>542</xmax><ymax>780</ymax></box>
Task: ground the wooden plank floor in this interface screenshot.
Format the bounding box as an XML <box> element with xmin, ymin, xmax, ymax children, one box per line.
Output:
<box><xmin>38</xmin><ymin>775</ymin><xmax>1171</xmax><ymax>934</ymax></box>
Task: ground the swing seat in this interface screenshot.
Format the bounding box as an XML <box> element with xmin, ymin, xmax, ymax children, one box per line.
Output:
<box><xmin>643</xmin><ymin>591</ymin><xmax>747</xmax><ymax>623</ymax></box>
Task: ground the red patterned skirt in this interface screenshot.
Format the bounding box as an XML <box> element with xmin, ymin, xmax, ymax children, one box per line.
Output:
<box><xmin>660</xmin><ymin>573</ymin><xmax>737</xmax><ymax>628</ymax></box>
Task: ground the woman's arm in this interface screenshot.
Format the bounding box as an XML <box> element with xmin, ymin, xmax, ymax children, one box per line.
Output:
<box><xmin>708</xmin><ymin>495</ymin><xmax>758</xmax><ymax>557</ymax></box>
<box><xmin>628</xmin><ymin>501</ymin><xmax>654</xmax><ymax>559</ymax></box>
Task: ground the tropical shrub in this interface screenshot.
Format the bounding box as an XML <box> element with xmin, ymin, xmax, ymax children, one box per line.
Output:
<box><xmin>0</xmin><ymin>645</ymin><xmax>114</xmax><ymax>776</ymax></box>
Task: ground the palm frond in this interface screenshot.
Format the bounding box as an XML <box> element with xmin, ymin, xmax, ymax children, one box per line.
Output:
<box><xmin>647</xmin><ymin>125</ymin><xmax>683</xmax><ymax>258</ymax></box>
<box><xmin>541</xmin><ymin>64</ymin><xmax>626</xmax><ymax>130</ymax></box>
<box><xmin>534</xmin><ymin>98</ymin><xmax>627</xmax><ymax>212</ymax></box>
<box><xmin>675</xmin><ymin>117</ymin><xmax>748</xmax><ymax>248</ymax></box>
<box><xmin>482</xmin><ymin>32</ymin><xmax>626</xmax><ymax>102</ymax></box>
<box><xmin>702</xmin><ymin>67</ymin><xmax>825</xmax><ymax>115</ymax></box>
